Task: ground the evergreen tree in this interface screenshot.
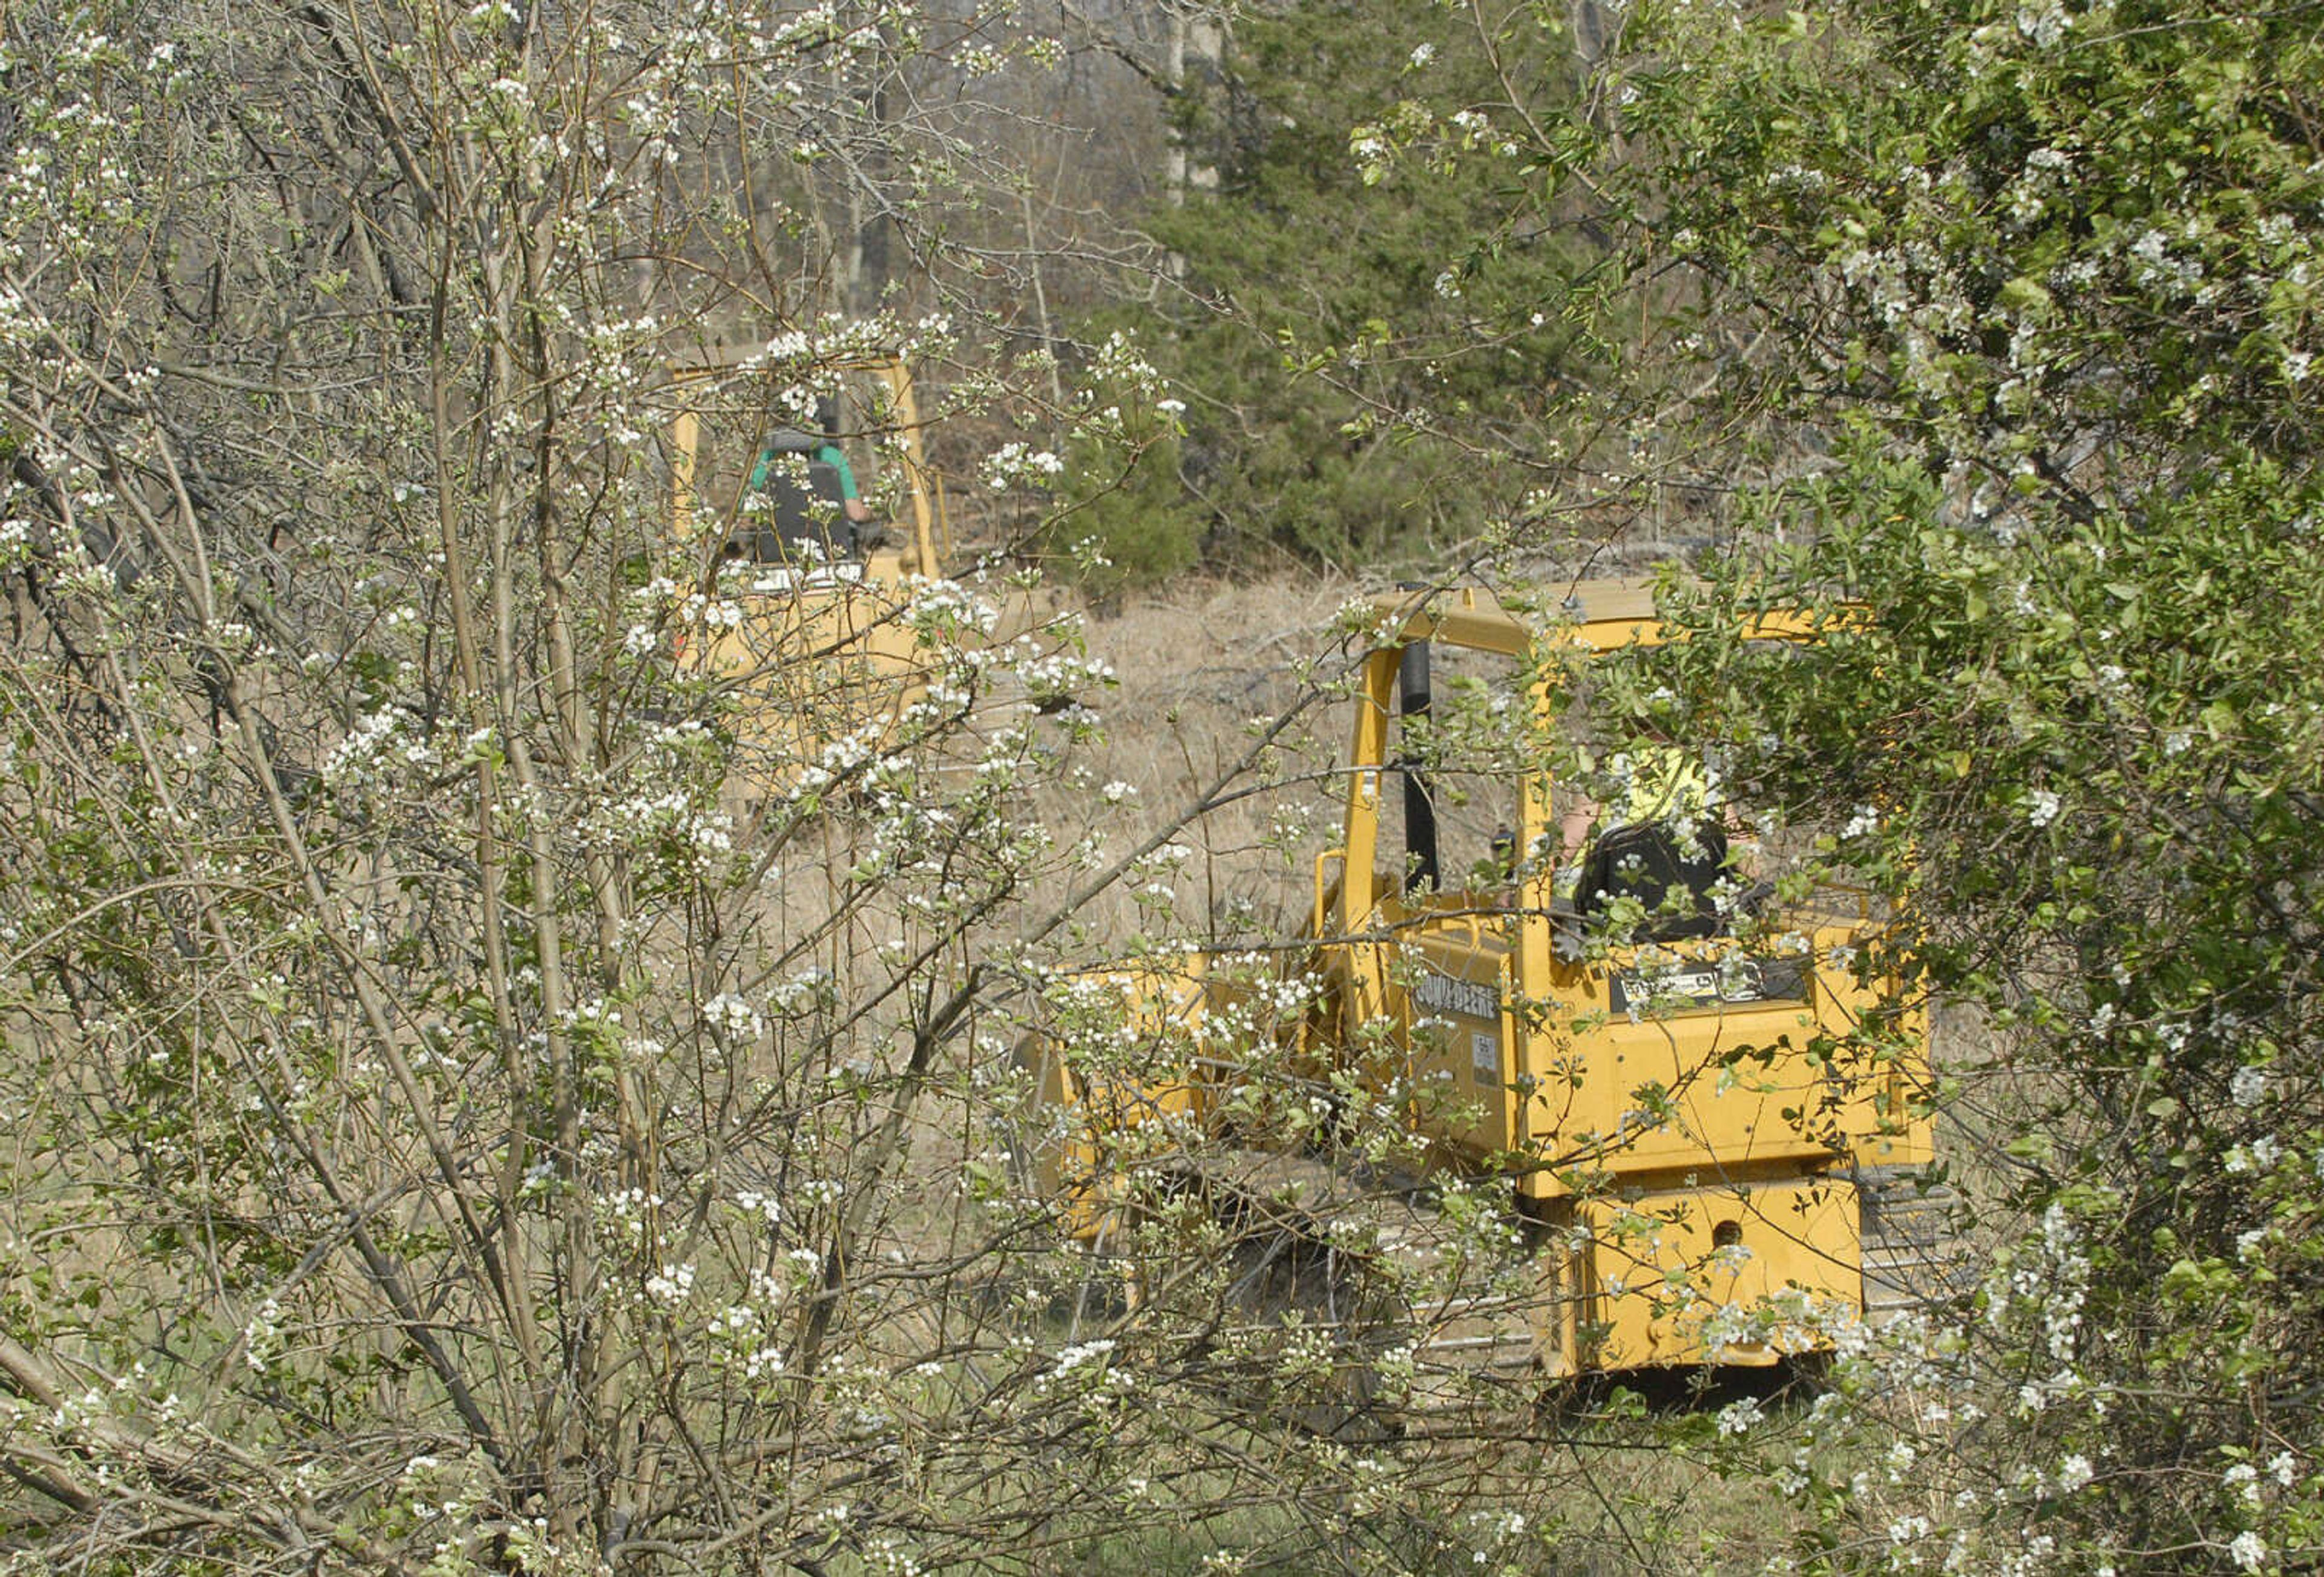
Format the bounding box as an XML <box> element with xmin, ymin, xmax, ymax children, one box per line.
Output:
<box><xmin>1071</xmin><ymin>0</ymin><xmax>1592</xmax><ymax>579</ymax></box>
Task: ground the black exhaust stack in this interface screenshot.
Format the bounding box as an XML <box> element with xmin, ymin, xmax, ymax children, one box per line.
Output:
<box><xmin>1398</xmin><ymin>640</ymin><xmax>1439</xmax><ymax>892</ymax></box>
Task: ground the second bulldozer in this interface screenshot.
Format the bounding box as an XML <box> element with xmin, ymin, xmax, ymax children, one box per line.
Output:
<box><xmin>1025</xmin><ymin>579</ymin><xmax>1942</xmax><ymax>1386</ymax></box>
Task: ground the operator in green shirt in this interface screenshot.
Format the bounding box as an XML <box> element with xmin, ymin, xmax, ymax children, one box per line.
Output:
<box><xmin>745</xmin><ymin>399</ymin><xmax>874</xmax><ymax>533</ymax></box>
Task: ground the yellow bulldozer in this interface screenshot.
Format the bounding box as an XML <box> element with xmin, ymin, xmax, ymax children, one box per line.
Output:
<box><xmin>667</xmin><ymin>356</ymin><xmax>951</xmax><ymax>763</ymax></box>
<box><xmin>1025</xmin><ymin>578</ymin><xmax>1943</xmax><ymax>1386</ymax></box>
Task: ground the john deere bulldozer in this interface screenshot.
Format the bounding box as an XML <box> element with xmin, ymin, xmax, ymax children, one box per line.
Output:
<box><xmin>667</xmin><ymin>356</ymin><xmax>950</xmax><ymax>764</ymax></box>
<box><xmin>1025</xmin><ymin>579</ymin><xmax>1943</xmax><ymax>1388</ymax></box>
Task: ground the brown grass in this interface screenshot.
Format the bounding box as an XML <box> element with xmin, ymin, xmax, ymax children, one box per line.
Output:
<box><xmin>1035</xmin><ymin>572</ymin><xmax>1368</xmax><ymax>949</ymax></box>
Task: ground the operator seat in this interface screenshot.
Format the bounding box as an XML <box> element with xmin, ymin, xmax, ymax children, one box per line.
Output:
<box><xmin>726</xmin><ymin>430</ymin><xmax>856</xmax><ymax>565</ymax></box>
<box><xmin>1576</xmin><ymin>821</ymin><xmax>1730</xmax><ymax>940</ymax></box>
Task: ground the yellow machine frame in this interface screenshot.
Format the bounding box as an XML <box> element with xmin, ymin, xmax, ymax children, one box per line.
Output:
<box><xmin>1034</xmin><ymin>579</ymin><xmax>1934</xmax><ymax>1378</ymax></box>
<box><xmin>1322</xmin><ymin>581</ymin><xmax>1931</xmax><ymax>1371</ymax></box>
<box><xmin>666</xmin><ymin>357</ymin><xmax>951</xmax><ymax>759</ymax></box>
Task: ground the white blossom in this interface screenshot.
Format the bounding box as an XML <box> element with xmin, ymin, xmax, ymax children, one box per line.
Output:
<box><xmin>2231</xmin><ymin>1065</ymin><xmax>2268</xmax><ymax>1107</ymax></box>
<box><xmin>2225</xmin><ymin>1462</ymin><xmax>2263</xmax><ymax>1506</ymax></box>
<box><xmin>644</xmin><ymin>1264</ymin><xmax>695</xmax><ymax>1305</ymax></box>
<box><xmin>701</xmin><ymin>992</ymin><xmax>766</xmax><ymax>1042</ymax></box>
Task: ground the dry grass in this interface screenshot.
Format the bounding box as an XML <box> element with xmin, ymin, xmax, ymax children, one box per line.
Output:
<box><xmin>1032</xmin><ymin>572</ymin><xmax>1370</xmax><ymax>950</ymax></box>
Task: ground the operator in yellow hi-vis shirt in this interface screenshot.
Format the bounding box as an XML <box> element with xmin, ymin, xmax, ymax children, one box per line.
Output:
<box><xmin>1554</xmin><ymin>740</ymin><xmax>1733</xmax><ymax>900</ymax></box>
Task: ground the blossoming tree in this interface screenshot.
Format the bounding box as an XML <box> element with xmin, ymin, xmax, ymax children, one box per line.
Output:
<box><xmin>1355</xmin><ymin>0</ymin><xmax>2324</xmax><ymax>1566</ymax></box>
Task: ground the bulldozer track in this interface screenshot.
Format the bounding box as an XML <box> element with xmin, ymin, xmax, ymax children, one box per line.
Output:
<box><xmin>1183</xmin><ymin>1150</ymin><xmax>1966</xmax><ymax>1404</ymax></box>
